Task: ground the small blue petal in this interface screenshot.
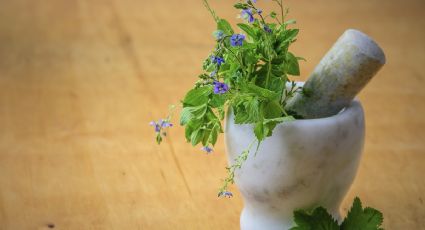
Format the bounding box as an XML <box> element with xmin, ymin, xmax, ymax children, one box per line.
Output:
<box><xmin>212</xmin><ymin>30</ymin><xmax>224</xmax><ymax>40</ymax></box>
<box><xmin>211</xmin><ymin>56</ymin><xmax>225</xmax><ymax>66</ymax></box>
<box><xmin>155</xmin><ymin>124</ymin><xmax>161</xmax><ymax>132</ymax></box>
<box><xmin>263</xmin><ymin>25</ymin><xmax>272</xmax><ymax>33</ymax></box>
<box><xmin>218</xmin><ymin>191</ymin><xmax>233</xmax><ymax>198</ymax></box>
<box><xmin>241</xmin><ymin>9</ymin><xmax>254</xmax><ymax>23</ymax></box>
<box><xmin>213</xmin><ymin>81</ymin><xmax>229</xmax><ymax>94</ymax></box>
<box><xmin>201</xmin><ymin>146</ymin><xmax>214</xmax><ymax>153</ymax></box>
<box><xmin>230</xmin><ymin>34</ymin><xmax>245</xmax><ymax>47</ymax></box>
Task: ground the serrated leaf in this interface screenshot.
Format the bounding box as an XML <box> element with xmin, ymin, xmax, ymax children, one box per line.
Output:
<box><xmin>184</xmin><ymin>120</ymin><xmax>202</xmax><ymax>142</ymax></box>
<box><xmin>237</xmin><ymin>23</ymin><xmax>257</xmax><ymax>40</ymax></box>
<box><xmin>202</xmin><ymin>128</ymin><xmax>211</xmax><ymax>146</ymax></box>
<box><xmin>341</xmin><ymin>197</ymin><xmax>384</xmax><ymax>230</ymax></box>
<box><xmin>233</xmin><ymin>96</ymin><xmax>261</xmax><ymax>124</ymax></box>
<box><xmin>183</xmin><ymin>86</ymin><xmax>212</xmax><ymax>106</ymax></box>
<box><xmin>290</xmin><ymin>207</ymin><xmax>339</xmax><ymax>230</ymax></box>
<box><xmin>217</xmin><ymin>19</ymin><xmax>234</xmax><ymax>35</ymax></box>
<box><xmin>244</xmin><ymin>51</ymin><xmax>259</xmax><ymax>65</ymax></box>
<box><xmin>254</xmin><ymin>120</ymin><xmax>265</xmax><ymax>141</ymax></box>
<box><xmin>180</xmin><ymin>107</ymin><xmax>192</xmax><ymax>125</ymax></box>
<box><xmin>286</xmin><ymin>52</ymin><xmax>300</xmax><ymax>76</ymax></box>
<box><xmin>209</xmin><ymin>122</ymin><xmax>221</xmax><ymax>145</ymax></box>
<box><xmin>180</xmin><ymin>104</ymin><xmax>208</xmax><ymax>125</ymax></box>
<box><xmin>268</xmin><ymin>76</ymin><xmax>285</xmax><ymax>95</ymax></box>
<box><xmin>263</xmin><ymin>100</ymin><xmax>283</xmax><ymax>119</ymax></box>
<box><xmin>246</xmin><ymin>83</ymin><xmax>279</xmax><ymax>100</ymax></box>
<box><xmin>283</xmin><ymin>29</ymin><xmax>299</xmax><ymax>43</ymax></box>
<box><xmin>210</xmin><ymin>93</ymin><xmax>226</xmax><ymax>108</ymax></box>
<box><xmin>190</xmin><ymin>129</ymin><xmax>204</xmax><ymax>146</ymax></box>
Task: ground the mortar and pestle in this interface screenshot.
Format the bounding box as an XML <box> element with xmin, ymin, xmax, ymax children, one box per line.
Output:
<box><xmin>225</xmin><ymin>29</ymin><xmax>386</xmax><ymax>230</ymax></box>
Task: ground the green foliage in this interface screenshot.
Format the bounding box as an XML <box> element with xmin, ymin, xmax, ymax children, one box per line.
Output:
<box><xmin>291</xmin><ymin>207</ymin><xmax>339</xmax><ymax>230</ymax></box>
<box><xmin>341</xmin><ymin>197</ymin><xmax>384</xmax><ymax>230</ymax></box>
<box><xmin>184</xmin><ymin>0</ymin><xmax>304</xmax><ymax>195</ymax></box>
<box><xmin>217</xmin><ymin>19</ymin><xmax>234</xmax><ymax>35</ymax></box>
<box><xmin>182</xmin><ymin>86</ymin><xmax>212</xmax><ymax>106</ymax></box>
<box><xmin>237</xmin><ymin>23</ymin><xmax>257</xmax><ymax>40</ymax></box>
<box><xmin>180</xmin><ymin>84</ymin><xmax>224</xmax><ymax>147</ymax></box>
<box><xmin>233</xmin><ymin>3</ymin><xmax>249</xmax><ymax>10</ymax></box>
<box><xmin>157</xmin><ymin>0</ymin><xmax>304</xmax><ymax>196</ymax></box>
<box><xmin>290</xmin><ymin>197</ymin><xmax>384</xmax><ymax>230</ymax></box>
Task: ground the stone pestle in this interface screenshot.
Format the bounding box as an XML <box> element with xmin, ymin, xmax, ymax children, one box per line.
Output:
<box><xmin>284</xmin><ymin>29</ymin><xmax>386</xmax><ymax>119</ymax></box>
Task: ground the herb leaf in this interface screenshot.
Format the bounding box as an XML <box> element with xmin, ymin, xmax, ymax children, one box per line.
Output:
<box><xmin>183</xmin><ymin>86</ymin><xmax>212</xmax><ymax>106</ymax></box>
<box><xmin>290</xmin><ymin>207</ymin><xmax>339</xmax><ymax>230</ymax></box>
<box><xmin>237</xmin><ymin>23</ymin><xmax>258</xmax><ymax>40</ymax></box>
<box><xmin>290</xmin><ymin>197</ymin><xmax>384</xmax><ymax>230</ymax></box>
<box><xmin>217</xmin><ymin>19</ymin><xmax>234</xmax><ymax>35</ymax></box>
<box><xmin>341</xmin><ymin>197</ymin><xmax>384</xmax><ymax>230</ymax></box>
<box><xmin>286</xmin><ymin>52</ymin><xmax>300</xmax><ymax>76</ymax></box>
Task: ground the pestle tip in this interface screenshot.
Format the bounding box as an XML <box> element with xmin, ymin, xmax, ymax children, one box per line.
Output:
<box><xmin>343</xmin><ymin>29</ymin><xmax>386</xmax><ymax>65</ymax></box>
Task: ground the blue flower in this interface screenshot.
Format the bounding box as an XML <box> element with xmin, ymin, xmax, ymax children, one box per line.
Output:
<box><xmin>213</xmin><ymin>81</ymin><xmax>229</xmax><ymax>94</ymax></box>
<box><xmin>201</xmin><ymin>146</ymin><xmax>214</xmax><ymax>154</ymax></box>
<box><xmin>257</xmin><ymin>9</ymin><xmax>262</xmax><ymax>15</ymax></box>
<box><xmin>241</xmin><ymin>9</ymin><xmax>254</xmax><ymax>23</ymax></box>
<box><xmin>263</xmin><ymin>25</ymin><xmax>272</xmax><ymax>33</ymax></box>
<box><xmin>211</xmin><ymin>56</ymin><xmax>225</xmax><ymax>66</ymax></box>
<box><xmin>230</xmin><ymin>34</ymin><xmax>245</xmax><ymax>47</ymax></box>
<box><xmin>150</xmin><ymin>119</ymin><xmax>173</xmax><ymax>133</ymax></box>
<box><xmin>149</xmin><ymin>121</ymin><xmax>161</xmax><ymax>133</ymax></box>
<box><xmin>218</xmin><ymin>191</ymin><xmax>233</xmax><ymax>198</ymax></box>
<box><xmin>212</xmin><ymin>30</ymin><xmax>224</xmax><ymax>40</ymax></box>
<box><xmin>160</xmin><ymin>119</ymin><xmax>173</xmax><ymax>128</ymax></box>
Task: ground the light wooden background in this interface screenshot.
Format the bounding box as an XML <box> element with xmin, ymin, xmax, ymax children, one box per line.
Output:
<box><xmin>0</xmin><ymin>0</ymin><xmax>424</xmax><ymax>229</ymax></box>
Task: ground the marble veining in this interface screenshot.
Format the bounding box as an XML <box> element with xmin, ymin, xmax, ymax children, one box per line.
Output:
<box><xmin>225</xmin><ymin>100</ymin><xmax>365</xmax><ymax>230</ymax></box>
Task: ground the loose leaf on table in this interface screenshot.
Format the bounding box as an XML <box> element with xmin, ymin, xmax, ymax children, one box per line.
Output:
<box><xmin>341</xmin><ymin>197</ymin><xmax>384</xmax><ymax>230</ymax></box>
<box><xmin>290</xmin><ymin>207</ymin><xmax>339</xmax><ymax>230</ymax></box>
<box><xmin>290</xmin><ymin>197</ymin><xmax>384</xmax><ymax>230</ymax></box>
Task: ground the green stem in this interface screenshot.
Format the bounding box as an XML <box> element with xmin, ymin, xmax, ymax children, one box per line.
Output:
<box><xmin>219</xmin><ymin>138</ymin><xmax>256</xmax><ymax>195</ymax></box>
<box><xmin>265</xmin><ymin>61</ymin><xmax>272</xmax><ymax>89</ymax></box>
<box><xmin>272</xmin><ymin>0</ymin><xmax>284</xmax><ymax>25</ymax></box>
<box><xmin>217</xmin><ymin>36</ymin><xmax>244</xmax><ymax>69</ymax></box>
<box><xmin>202</xmin><ymin>0</ymin><xmax>219</xmax><ymax>22</ymax></box>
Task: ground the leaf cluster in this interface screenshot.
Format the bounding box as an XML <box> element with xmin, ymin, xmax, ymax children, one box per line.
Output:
<box><xmin>181</xmin><ymin>0</ymin><xmax>303</xmax><ymax>149</ymax></box>
<box><xmin>290</xmin><ymin>197</ymin><xmax>384</xmax><ymax>230</ymax></box>
<box><xmin>180</xmin><ymin>86</ymin><xmax>224</xmax><ymax>147</ymax></box>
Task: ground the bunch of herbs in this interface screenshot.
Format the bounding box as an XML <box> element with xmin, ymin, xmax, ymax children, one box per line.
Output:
<box><xmin>153</xmin><ymin>0</ymin><xmax>303</xmax><ymax>197</ymax></box>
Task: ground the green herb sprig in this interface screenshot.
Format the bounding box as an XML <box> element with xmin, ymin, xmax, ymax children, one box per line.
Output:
<box><xmin>151</xmin><ymin>0</ymin><xmax>303</xmax><ymax>197</ymax></box>
<box><xmin>290</xmin><ymin>197</ymin><xmax>384</xmax><ymax>230</ymax></box>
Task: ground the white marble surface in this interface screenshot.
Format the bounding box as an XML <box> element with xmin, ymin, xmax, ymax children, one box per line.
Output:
<box><xmin>225</xmin><ymin>100</ymin><xmax>365</xmax><ymax>230</ymax></box>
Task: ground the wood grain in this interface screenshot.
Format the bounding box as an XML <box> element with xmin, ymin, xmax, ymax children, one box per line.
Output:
<box><xmin>0</xmin><ymin>0</ymin><xmax>424</xmax><ymax>229</ymax></box>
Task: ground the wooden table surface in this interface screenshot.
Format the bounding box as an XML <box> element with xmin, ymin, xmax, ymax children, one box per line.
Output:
<box><xmin>0</xmin><ymin>0</ymin><xmax>424</xmax><ymax>229</ymax></box>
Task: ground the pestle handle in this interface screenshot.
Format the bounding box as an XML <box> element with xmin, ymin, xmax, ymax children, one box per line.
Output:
<box><xmin>285</xmin><ymin>29</ymin><xmax>386</xmax><ymax>119</ymax></box>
